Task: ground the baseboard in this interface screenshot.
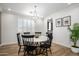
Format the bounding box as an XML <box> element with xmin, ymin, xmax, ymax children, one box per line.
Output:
<box><xmin>0</xmin><ymin>42</ymin><xmax>17</xmax><ymax>46</ymax></box>
<box><xmin>53</xmin><ymin>41</ymin><xmax>71</xmax><ymax>48</ymax></box>
<box><xmin>0</xmin><ymin>40</ymin><xmax>71</xmax><ymax>48</ymax></box>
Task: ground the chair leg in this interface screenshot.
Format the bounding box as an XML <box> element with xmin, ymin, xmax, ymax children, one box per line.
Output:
<box><xmin>42</xmin><ymin>48</ymin><xmax>46</xmax><ymax>55</ymax></box>
<box><xmin>49</xmin><ymin>47</ymin><xmax>52</xmax><ymax>54</ymax></box>
<box><xmin>24</xmin><ymin>50</ymin><xmax>26</xmax><ymax>56</ymax></box>
<box><xmin>35</xmin><ymin>49</ymin><xmax>37</xmax><ymax>55</ymax></box>
<box><xmin>39</xmin><ymin>48</ymin><xmax>41</xmax><ymax>54</ymax></box>
<box><xmin>45</xmin><ymin>49</ymin><xmax>48</xmax><ymax>56</ymax></box>
<box><xmin>32</xmin><ymin>51</ymin><xmax>33</xmax><ymax>55</ymax></box>
<box><xmin>18</xmin><ymin>46</ymin><xmax>21</xmax><ymax>55</ymax></box>
<box><xmin>24</xmin><ymin>46</ymin><xmax>26</xmax><ymax>56</ymax></box>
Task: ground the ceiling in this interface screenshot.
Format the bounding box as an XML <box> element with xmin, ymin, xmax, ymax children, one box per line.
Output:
<box><xmin>0</xmin><ymin>3</ymin><xmax>79</xmax><ymax>18</ymax></box>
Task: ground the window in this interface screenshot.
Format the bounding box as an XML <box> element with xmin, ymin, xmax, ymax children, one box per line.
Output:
<box><xmin>17</xmin><ymin>17</ymin><xmax>35</xmax><ymax>33</ymax></box>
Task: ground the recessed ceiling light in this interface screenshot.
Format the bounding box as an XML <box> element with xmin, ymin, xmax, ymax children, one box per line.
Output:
<box><xmin>8</xmin><ymin>8</ymin><xmax>11</xmax><ymax>11</ymax></box>
<box><xmin>67</xmin><ymin>3</ymin><xmax>72</xmax><ymax>5</ymax></box>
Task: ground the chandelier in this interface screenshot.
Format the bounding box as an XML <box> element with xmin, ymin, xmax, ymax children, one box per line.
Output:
<box><xmin>28</xmin><ymin>5</ymin><xmax>43</xmax><ymax>23</ymax></box>
<box><xmin>27</xmin><ymin>5</ymin><xmax>44</xmax><ymax>23</ymax></box>
<box><xmin>32</xmin><ymin>5</ymin><xmax>39</xmax><ymax>23</ymax></box>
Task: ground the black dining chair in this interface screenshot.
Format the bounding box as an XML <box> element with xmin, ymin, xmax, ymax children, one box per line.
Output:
<box><xmin>16</xmin><ymin>33</ymin><xmax>24</xmax><ymax>55</ymax></box>
<box><xmin>40</xmin><ymin>33</ymin><xmax>53</xmax><ymax>55</ymax></box>
<box><xmin>22</xmin><ymin>35</ymin><xmax>37</xmax><ymax>56</ymax></box>
<box><xmin>35</xmin><ymin>32</ymin><xmax>41</xmax><ymax>38</ymax></box>
<box><xmin>23</xmin><ymin>32</ymin><xmax>30</xmax><ymax>34</ymax></box>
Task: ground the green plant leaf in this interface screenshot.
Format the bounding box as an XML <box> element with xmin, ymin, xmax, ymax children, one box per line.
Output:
<box><xmin>68</xmin><ymin>23</ymin><xmax>79</xmax><ymax>47</ymax></box>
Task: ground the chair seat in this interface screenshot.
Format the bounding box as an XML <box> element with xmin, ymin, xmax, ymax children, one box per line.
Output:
<box><xmin>25</xmin><ymin>46</ymin><xmax>37</xmax><ymax>51</ymax></box>
<box><xmin>40</xmin><ymin>43</ymin><xmax>50</xmax><ymax>48</ymax></box>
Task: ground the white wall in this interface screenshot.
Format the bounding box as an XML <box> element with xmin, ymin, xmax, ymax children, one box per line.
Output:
<box><xmin>0</xmin><ymin>12</ymin><xmax>44</xmax><ymax>45</ymax></box>
<box><xmin>44</xmin><ymin>7</ymin><xmax>79</xmax><ymax>48</ymax></box>
<box><xmin>1</xmin><ymin>13</ymin><xmax>17</xmax><ymax>45</ymax></box>
<box><xmin>0</xmin><ymin>12</ymin><xmax>1</xmax><ymax>44</ymax></box>
<box><xmin>35</xmin><ymin>19</ymin><xmax>44</xmax><ymax>33</ymax></box>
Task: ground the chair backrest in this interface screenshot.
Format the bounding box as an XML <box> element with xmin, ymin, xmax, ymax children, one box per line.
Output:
<box><xmin>48</xmin><ymin>33</ymin><xmax>53</xmax><ymax>40</ymax></box>
<box><xmin>22</xmin><ymin>35</ymin><xmax>34</xmax><ymax>46</ymax></box>
<box><xmin>35</xmin><ymin>32</ymin><xmax>41</xmax><ymax>38</ymax></box>
<box><xmin>47</xmin><ymin>33</ymin><xmax>53</xmax><ymax>46</ymax></box>
<box><xmin>17</xmin><ymin>33</ymin><xmax>21</xmax><ymax>46</ymax></box>
<box><xmin>24</xmin><ymin>32</ymin><xmax>30</xmax><ymax>34</ymax></box>
<box><xmin>35</xmin><ymin>32</ymin><xmax>41</xmax><ymax>35</ymax></box>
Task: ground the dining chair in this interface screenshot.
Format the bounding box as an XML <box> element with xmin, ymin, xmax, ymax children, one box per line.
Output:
<box><xmin>23</xmin><ymin>32</ymin><xmax>30</xmax><ymax>34</ymax></box>
<box><xmin>22</xmin><ymin>35</ymin><xmax>37</xmax><ymax>56</ymax></box>
<box><xmin>16</xmin><ymin>33</ymin><xmax>24</xmax><ymax>55</ymax></box>
<box><xmin>40</xmin><ymin>33</ymin><xmax>53</xmax><ymax>55</ymax></box>
<box><xmin>35</xmin><ymin>32</ymin><xmax>41</xmax><ymax>38</ymax></box>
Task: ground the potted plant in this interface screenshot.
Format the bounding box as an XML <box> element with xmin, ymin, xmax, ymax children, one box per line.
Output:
<box><xmin>68</xmin><ymin>23</ymin><xmax>79</xmax><ymax>53</ymax></box>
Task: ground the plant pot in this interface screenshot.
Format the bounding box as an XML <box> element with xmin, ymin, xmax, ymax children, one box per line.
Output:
<box><xmin>71</xmin><ymin>47</ymin><xmax>79</xmax><ymax>53</ymax></box>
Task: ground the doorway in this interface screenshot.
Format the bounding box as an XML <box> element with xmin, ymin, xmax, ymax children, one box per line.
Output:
<box><xmin>47</xmin><ymin>18</ymin><xmax>53</xmax><ymax>33</ymax></box>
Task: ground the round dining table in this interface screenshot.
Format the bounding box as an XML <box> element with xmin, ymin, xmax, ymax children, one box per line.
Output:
<box><xmin>34</xmin><ymin>36</ymin><xmax>48</xmax><ymax>42</ymax></box>
<box><xmin>33</xmin><ymin>36</ymin><xmax>48</xmax><ymax>46</ymax></box>
<box><xmin>22</xmin><ymin>34</ymin><xmax>48</xmax><ymax>46</ymax></box>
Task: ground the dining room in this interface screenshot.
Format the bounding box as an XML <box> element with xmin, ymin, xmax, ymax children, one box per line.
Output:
<box><xmin>0</xmin><ymin>3</ymin><xmax>79</xmax><ymax>56</ymax></box>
